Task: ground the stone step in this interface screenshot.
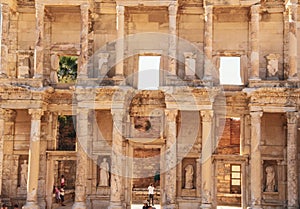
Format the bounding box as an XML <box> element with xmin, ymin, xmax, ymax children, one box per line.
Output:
<box><xmin>131</xmin><ymin>189</ymin><xmax>160</xmax><ymax>204</ymax></box>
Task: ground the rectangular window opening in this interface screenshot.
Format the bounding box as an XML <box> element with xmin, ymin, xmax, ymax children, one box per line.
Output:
<box><xmin>230</xmin><ymin>164</ymin><xmax>241</xmax><ymax>194</ymax></box>
<box><xmin>138</xmin><ymin>56</ymin><xmax>160</xmax><ymax>90</ymax></box>
<box><xmin>219</xmin><ymin>57</ymin><xmax>242</xmax><ymax>85</ymax></box>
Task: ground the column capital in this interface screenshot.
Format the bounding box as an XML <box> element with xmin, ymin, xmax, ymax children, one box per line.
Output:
<box><xmin>165</xmin><ymin>109</ymin><xmax>178</xmax><ymax>122</ymax></box>
<box><xmin>250</xmin><ymin>111</ymin><xmax>263</xmax><ymax>121</ymax></box>
<box><xmin>116</xmin><ymin>4</ymin><xmax>125</xmax><ymax>15</ymax></box>
<box><xmin>168</xmin><ymin>2</ymin><xmax>178</xmax><ymax>16</ymax></box>
<box><xmin>80</xmin><ymin>2</ymin><xmax>89</xmax><ymax>10</ymax></box>
<box><xmin>201</xmin><ymin>110</ymin><xmax>214</xmax><ymax>122</ymax></box>
<box><xmin>287</xmin><ymin>111</ymin><xmax>299</xmax><ymax>124</ymax></box>
<box><xmin>204</xmin><ymin>5</ymin><xmax>213</xmax><ymax>14</ymax></box>
<box><xmin>251</xmin><ymin>4</ymin><xmax>261</xmax><ymax>14</ymax></box>
<box><xmin>28</xmin><ymin>109</ymin><xmax>44</xmax><ymax>120</ymax></box>
<box><xmin>3</xmin><ymin>109</ymin><xmax>17</xmax><ymax>122</ymax></box>
<box><xmin>35</xmin><ymin>2</ymin><xmax>44</xmax><ymax>9</ymax></box>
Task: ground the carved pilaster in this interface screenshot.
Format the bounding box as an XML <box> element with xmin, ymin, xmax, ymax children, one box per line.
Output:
<box><xmin>168</xmin><ymin>2</ymin><xmax>178</xmax><ymax>76</ymax></box>
<box><xmin>34</xmin><ymin>3</ymin><xmax>44</xmax><ymax>78</ymax></box>
<box><xmin>163</xmin><ymin>109</ymin><xmax>178</xmax><ymax>208</ymax></box>
<box><xmin>250</xmin><ymin>4</ymin><xmax>260</xmax><ymax>80</ymax></box>
<box><xmin>203</xmin><ymin>5</ymin><xmax>213</xmax><ymax>81</ymax></box>
<box><xmin>23</xmin><ymin>109</ymin><xmax>43</xmax><ymax>209</ymax></box>
<box><xmin>287</xmin><ymin>4</ymin><xmax>298</xmax><ymax>80</ymax></box>
<box><xmin>109</xmin><ymin>109</ymin><xmax>124</xmax><ymax>209</ymax></box>
<box><xmin>0</xmin><ymin>4</ymin><xmax>9</xmax><ymax>77</ymax></box>
<box><xmin>286</xmin><ymin>111</ymin><xmax>299</xmax><ymax>207</ymax></box>
<box><xmin>72</xmin><ymin>109</ymin><xmax>89</xmax><ymax>209</ymax></box>
<box><xmin>78</xmin><ymin>3</ymin><xmax>89</xmax><ymax>79</ymax></box>
<box><xmin>200</xmin><ymin>110</ymin><xmax>214</xmax><ymax>208</ymax></box>
<box><xmin>115</xmin><ymin>5</ymin><xmax>125</xmax><ymax>78</ymax></box>
<box><xmin>250</xmin><ymin>111</ymin><xmax>263</xmax><ymax>209</ymax></box>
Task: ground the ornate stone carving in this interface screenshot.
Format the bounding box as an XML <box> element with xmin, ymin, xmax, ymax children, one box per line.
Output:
<box><xmin>99</xmin><ymin>158</ymin><xmax>110</xmax><ymax>187</ymax></box>
<box><xmin>265</xmin><ymin>166</ymin><xmax>276</xmax><ymax>192</ymax></box>
<box><xmin>3</xmin><ymin>109</ymin><xmax>17</xmax><ymax>122</ymax></box>
<box><xmin>265</xmin><ymin>54</ymin><xmax>280</xmax><ymax>79</ymax></box>
<box><xmin>286</xmin><ymin>111</ymin><xmax>298</xmax><ymax>124</ymax></box>
<box><xmin>28</xmin><ymin>109</ymin><xmax>44</xmax><ymax>120</ymax></box>
<box><xmin>50</xmin><ymin>53</ymin><xmax>59</xmax><ymax>84</ymax></box>
<box><xmin>184</xmin><ymin>164</ymin><xmax>194</xmax><ymax>189</ymax></box>
<box><xmin>201</xmin><ymin>110</ymin><xmax>213</xmax><ymax>123</ymax></box>
<box><xmin>165</xmin><ymin>109</ymin><xmax>178</xmax><ymax>122</ymax></box>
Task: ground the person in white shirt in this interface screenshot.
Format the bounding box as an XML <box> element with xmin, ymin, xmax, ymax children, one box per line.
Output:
<box><xmin>147</xmin><ymin>183</ymin><xmax>155</xmax><ymax>206</ymax></box>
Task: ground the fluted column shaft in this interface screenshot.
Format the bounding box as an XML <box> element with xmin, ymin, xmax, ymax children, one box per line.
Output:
<box><xmin>250</xmin><ymin>5</ymin><xmax>260</xmax><ymax>80</ymax></box>
<box><xmin>34</xmin><ymin>3</ymin><xmax>44</xmax><ymax>78</ymax></box>
<box><xmin>115</xmin><ymin>5</ymin><xmax>124</xmax><ymax>77</ymax></box>
<box><xmin>287</xmin><ymin>111</ymin><xmax>299</xmax><ymax>208</ymax></box>
<box><xmin>200</xmin><ymin>110</ymin><xmax>214</xmax><ymax>208</ymax></box>
<box><xmin>23</xmin><ymin>109</ymin><xmax>44</xmax><ymax>209</ymax></box>
<box><xmin>250</xmin><ymin>111</ymin><xmax>263</xmax><ymax>209</ymax></box>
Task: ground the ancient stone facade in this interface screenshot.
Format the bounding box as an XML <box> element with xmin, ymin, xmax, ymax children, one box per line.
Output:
<box><xmin>0</xmin><ymin>0</ymin><xmax>300</xmax><ymax>209</ymax></box>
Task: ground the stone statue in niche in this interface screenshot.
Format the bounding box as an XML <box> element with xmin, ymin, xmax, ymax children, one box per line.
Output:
<box><xmin>50</xmin><ymin>53</ymin><xmax>59</xmax><ymax>84</ymax></box>
<box><xmin>184</xmin><ymin>164</ymin><xmax>194</xmax><ymax>189</ymax></box>
<box><xmin>99</xmin><ymin>158</ymin><xmax>110</xmax><ymax>186</ymax></box>
<box><xmin>20</xmin><ymin>160</ymin><xmax>28</xmax><ymax>188</ymax></box>
<box><xmin>265</xmin><ymin>54</ymin><xmax>280</xmax><ymax>80</ymax></box>
<box><xmin>265</xmin><ymin>166</ymin><xmax>275</xmax><ymax>192</ymax></box>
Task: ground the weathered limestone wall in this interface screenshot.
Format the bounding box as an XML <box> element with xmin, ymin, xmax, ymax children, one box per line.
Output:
<box><xmin>14</xmin><ymin>110</ymin><xmax>30</xmax><ymax>151</ymax></box>
<box><xmin>216</xmin><ymin>118</ymin><xmax>240</xmax><ymax>155</ymax></box>
<box><xmin>213</xmin><ymin>7</ymin><xmax>249</xmax><ymax>51</ymax></box>
<box><xmin>17</xmin><ymin>12</ymin><xmax>35</xmax><ymax>50</ymax></box>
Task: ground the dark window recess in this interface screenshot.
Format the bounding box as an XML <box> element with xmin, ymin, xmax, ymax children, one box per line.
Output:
<box><xmin>57</xmin><ymin>115</ymin><xmax>76</xmax><ymax>151</ymax></box>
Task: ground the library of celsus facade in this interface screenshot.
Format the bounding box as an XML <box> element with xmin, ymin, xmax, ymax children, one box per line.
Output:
<box><xmin>0</xmin><ymin>0</ymin><xmax>300</xmax><ymax>208</ymax></box>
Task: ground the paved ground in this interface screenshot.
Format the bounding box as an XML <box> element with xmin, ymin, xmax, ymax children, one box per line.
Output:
<box><xmin>55</xmin><ymin>202</ymin><xmax>239</xmax><ymax>209</ymax></box>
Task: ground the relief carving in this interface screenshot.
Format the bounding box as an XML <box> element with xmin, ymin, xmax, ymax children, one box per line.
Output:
<box><xmin>265</xmin><ymin>54</ymin><xmax>280</xmax><ymax>80</ymax></box>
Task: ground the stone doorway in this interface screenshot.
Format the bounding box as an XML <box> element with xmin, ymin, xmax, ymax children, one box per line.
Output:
<box><xmin>45</xmin><ymin>151</ymin><xmax>77</xmax><ymax>209</ymax></box>
<box><xmin>130</xmin><ymin>147</ymin><xmax>161</xmax><ymax>206</ymax></box>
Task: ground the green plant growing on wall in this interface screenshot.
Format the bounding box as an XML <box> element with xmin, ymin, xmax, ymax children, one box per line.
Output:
<box><xmin>58</xmin><ymin>56</ymin><xmax>78</xmax><ymax>83</ymax></box>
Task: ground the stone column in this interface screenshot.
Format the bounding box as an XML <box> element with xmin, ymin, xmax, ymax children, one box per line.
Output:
<box><xmin>203</xmin><ymin>5</ymin><xmax>213</xmax><ymax>81</ymax></box>
<box><xmin>250</xmin><ymin>5</ymin><xmax>260</xmax><ymax>80</ymax></box>
<box><xmin>286</xmin><ymin>111</ymin><xmax>299</xmax><ymax>208</ymax></box>
<box><xmin>78</xmin><ymin>3</ymin><xmax>89</xmax><ymax>79</ymax></box>
<box><xmin>164</xmin><ymin>109</ymin><xmax>178</xmax><ymax>209</ymax></box>
<box><xmin>23</xmin><ymin>109</ymin><xmax>44</xmax><ymax>209</ymax></box>
<box><xmin>34</xmin><ymin>3</ymin><xmax>44</xmax><ymax>78</ymax></box>
<box><xmin>287</xmin><ymin>3</ymin><xmax>298</xmax><ymax>80</ymax></box>
<box><xmin>0</xmin><ymin>109</ymin><xmax>5</xmax><ymax>195</ymax></box>
<box><xmin>109</xmin><ymin>109</ymin><xmax>124</xmax><ymax>209</ymax></box>
<box><xmin>115</xmin><ymin>5</ymin><xmax>124</xmax><ymax>78</ymax></box>
<box><xmin>72</xmin><ymin>109</ymin><xmax>89</xmax><ymax>209</ymax></box>
<box><xmin>168</xmin><ymin>2</ymin><xmax>177</xmax><ymax>76</ymax></box>
<box><xmin>200</xmin><ymin>110</ymin><xmax>214</xmax><ymax>208</ymax></box>
<box><xmin>0</xmin><ymin>4</ymin><xmax>9</xmax><ymax>77</ymax></box>
<box><xmin>250</xmin><ymin>111</ymin><xmax>263</xmax><ymax>209</ymax></box>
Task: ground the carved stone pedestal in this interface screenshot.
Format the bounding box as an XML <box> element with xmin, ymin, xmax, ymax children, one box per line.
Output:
<box><xmin>181</xmin><ymin>189</ymin><xmax>196</xmax><ymax>197</ymax></box>
<box><xmin>17</xmin><ymin>187</ymin><xmax>27</xmax><ymax>196</ymax></box>
<box><xmin>22</xmin><ymin>202</ymin><xmax>40</xmax><ymax>209</ymax></box>
<box><xmin>108</xmin><ymin>202</ymin><xmax>122</xmax><ymax>209</ymax></box>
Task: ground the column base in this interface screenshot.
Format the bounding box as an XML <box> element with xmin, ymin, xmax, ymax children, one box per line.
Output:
<box><xmin>72</xmin><ymin>202</ymin><xmax>87</xmax><ymax>209</ymax></box>
<box><xmin>22</xmin><ymin>202</ymin><xmax>40</xmax><ymax>209</ymax></box>
<box><xmin>200</xmin><ymin>203</ymin><xmax>212</xmax><ymax>209</ymax></box>
<box><xmin>162</xmin><ymin>203</ymin><xmax>177</xmax><ymax>209</ymax></box>
<box><xmin>287</xmin><ymin>77</ymin><xmax>299</xmax><ymax>82</ymax></box>
<box><xmin>108</xmin><ymin>202</ymin><xmax>123</xmax><ymax>209</ymax></box>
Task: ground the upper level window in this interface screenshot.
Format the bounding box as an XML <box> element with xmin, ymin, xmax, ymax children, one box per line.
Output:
<box><xmin>58</xmin><ymin>56</ymin><xmax>78</xmax><ymax>83</ymax></box>
<box><xmin>219</xmin><ymin>57</ymin><xmax>242</xmax><ymax>85</ymax></box>
<box><xmin>138</xmin><ymin>56</ymin><xmax>160</xmax><ymax>90</ymax></box>
<box><xmin>230</xmin><ymin>164</ymin><xmax>241</xmax><ymax>194</ymax></box>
